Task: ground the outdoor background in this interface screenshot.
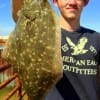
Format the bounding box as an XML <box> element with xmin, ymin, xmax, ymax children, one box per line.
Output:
<box><xmin>0</xmin><ymin>0</ymin><xmax>100</xmax><ymax>99</ymax></box>
<box><xmin>0</xmin><ymin>0</ymin><xmax>100</xmax><ymax>37</ymax></box>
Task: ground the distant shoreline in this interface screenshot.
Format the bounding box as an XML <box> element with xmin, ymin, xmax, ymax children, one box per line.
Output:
<box><xmin>0</xmin><ymin>36</ymin><xmax>8</xmax><ymax>40</ymax></box>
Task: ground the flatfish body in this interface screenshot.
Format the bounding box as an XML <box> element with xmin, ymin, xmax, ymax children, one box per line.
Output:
<box><xmin>2</xmin><ymin>0</ymin><xmax>62</xmax><ymax>99</ymax></box>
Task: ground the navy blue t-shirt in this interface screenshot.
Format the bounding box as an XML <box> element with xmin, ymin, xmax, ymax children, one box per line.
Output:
<box><xmin>45</xmin><ymin>27</ymin><xmax>100</xmax><ymax>100</ymax></box>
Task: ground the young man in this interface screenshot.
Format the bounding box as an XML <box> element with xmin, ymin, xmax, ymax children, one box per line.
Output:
<box><xmin>11</xmin><ymin>0</ymin><xmax>100</xmax><ymax>100</ymax></box>
<box><xmin>45</xmin><ymin>0</ymin><xmax>100</xmax><ymax>100</ymax></box>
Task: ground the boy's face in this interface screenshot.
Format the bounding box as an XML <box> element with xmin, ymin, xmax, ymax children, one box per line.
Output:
<box><xmin>53</xmin><ymin>0</ymin><xmax>85</xmax><ymax>20</ymax></box>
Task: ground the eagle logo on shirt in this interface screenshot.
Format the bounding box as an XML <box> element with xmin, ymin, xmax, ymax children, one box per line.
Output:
<box><xmin>66</xmin><ymin>37</ymin><xmax>88</xmax><ymax>55</ymax></box>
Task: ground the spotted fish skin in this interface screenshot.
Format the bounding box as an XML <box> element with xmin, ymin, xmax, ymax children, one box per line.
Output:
<box><xmin>2</xmin><ymin>0</ymin><xmax>62</xmax><ymax>99</ymax></box>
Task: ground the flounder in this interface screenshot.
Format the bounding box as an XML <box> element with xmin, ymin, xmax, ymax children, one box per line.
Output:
<box><xmin>2</xmin><ymin>0</ymin><xmax>63</xmax><ymax>99</ymax></box>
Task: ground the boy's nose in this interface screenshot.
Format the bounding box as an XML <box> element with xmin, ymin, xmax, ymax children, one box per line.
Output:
<box><xmin>66</xmin><ymin>0</ymin><xmax>77</xmax><ymax>4</ymax></box>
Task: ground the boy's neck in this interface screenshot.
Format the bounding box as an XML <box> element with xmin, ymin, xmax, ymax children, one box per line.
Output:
<box><xmin>59</xmin><ymin>15</ymin><xmax>80</xmax><ymax>32</ymax></box>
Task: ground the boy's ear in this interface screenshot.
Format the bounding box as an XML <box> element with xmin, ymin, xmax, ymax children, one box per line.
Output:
<box><xmin>52</xmin><ymin>0</ymin><xmax>58</xmax><ymax>7</ymax></box>
<box><xmin>12</xmin><ymin>0</ymin><xmax>23</xmax><ymax>22</ymax></box>
<box><xmin>84</xmin><ymin>0</ymin><xmax>89</xmax><ymax>6</ymax></box>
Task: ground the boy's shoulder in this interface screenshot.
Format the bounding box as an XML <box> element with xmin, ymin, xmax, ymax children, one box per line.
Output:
<box><xmin>81</xmin><ymin>26</ymin><xmax>99</xmax><ymax>34</ymax></box>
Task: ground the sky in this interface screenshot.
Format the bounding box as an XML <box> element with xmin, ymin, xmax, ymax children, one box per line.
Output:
<box><xmin>0</xmin><ymin>0</ymin><xmax>100</xmax><ymax>36</ymax></box>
